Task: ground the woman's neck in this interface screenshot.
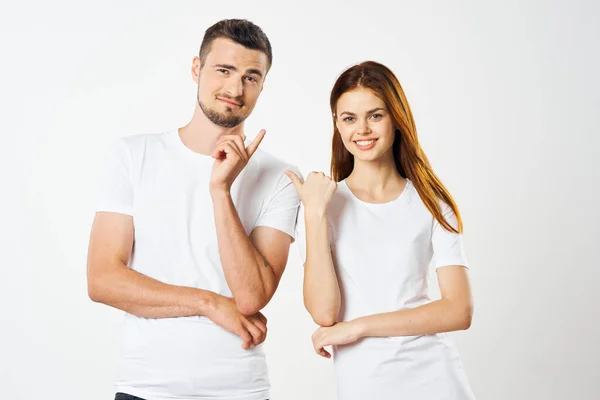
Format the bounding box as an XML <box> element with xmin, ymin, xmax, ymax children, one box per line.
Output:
<box><xmin>346</xmin><ymin>152</ymin><xmax>406</xmax><ymax>203</ymax></box>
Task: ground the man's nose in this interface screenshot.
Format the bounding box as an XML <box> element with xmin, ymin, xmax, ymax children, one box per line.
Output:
<box><xmin>224</xmin><ymin>78</ymin><xmax>243</xmax><ymax>98</ymax></box>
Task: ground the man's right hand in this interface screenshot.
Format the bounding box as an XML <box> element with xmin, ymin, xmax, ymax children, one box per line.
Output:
<box><xmin>207</xmin><ymin>294</ymin><xmax>268</xmax><ymax>349</ymax></box>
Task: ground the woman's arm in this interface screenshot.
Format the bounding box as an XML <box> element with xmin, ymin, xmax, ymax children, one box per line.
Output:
<box><xmin>311</xmin><ymin>266</ymin><xmax>473</xmax><ymax>356</ymax></box>
<box><xmin>355</xmin><ymin>265</ymin><xmax>473</xmax><ymax>336</ymax></box>
<box><xmin>285</xmin><ymin>171</ymin><xmax>342</xmax><ymax>330</ymax></box>
<box><xmin>302</xmin><ymin>208</ymin><xmax>341</xmax><ymax>327</ymax></box>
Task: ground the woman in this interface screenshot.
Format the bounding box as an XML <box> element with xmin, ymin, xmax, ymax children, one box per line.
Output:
<box><xmin>285</xmin><ymin>61</ymin><xmax>476</xmax><ymax>399</ymax></box>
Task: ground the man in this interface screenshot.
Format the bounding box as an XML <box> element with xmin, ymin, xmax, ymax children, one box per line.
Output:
<box><xmin>87</xmin><ymin>19</ymin><xmax>301</xmax><ymax>400</ymax></box>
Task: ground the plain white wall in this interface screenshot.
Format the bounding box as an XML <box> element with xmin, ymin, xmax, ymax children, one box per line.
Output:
<box><xmin>1</xmin><ymin>0</ymin><xmax>599</xmax><ymax>399</ymax></box>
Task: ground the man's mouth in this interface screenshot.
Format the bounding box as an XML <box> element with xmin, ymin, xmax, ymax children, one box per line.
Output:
<box><xmin>217</xmin><ymin>97</ymin><xmax>242</xmax><ymax>107</ymax></box>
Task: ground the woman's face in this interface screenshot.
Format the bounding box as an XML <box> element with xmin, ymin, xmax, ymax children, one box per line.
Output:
<box><xmin>335</xmin><ymin>88</ymin><xmax>396</xmax><ymax>163</ymax></box>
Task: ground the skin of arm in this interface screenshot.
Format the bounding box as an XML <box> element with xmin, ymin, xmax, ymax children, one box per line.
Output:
<box><xmin>211</xmin><ymin>190</ymin><xmax>293</xmax><ymax>316</ymax></box>
<box><xmin>87</xmin><ymin>212</ymin><xmax>268</xmax><ymax>348</ymax></box>
<box><xmin>87</xmin><ymin>212</ymin><xmax>215</xmax><ymax>318</ymax></box>
<box><xmin>311</xmin><ymin>266</ymin><xmax>473</xmax><ymax>358</ymax></box>
<box><xmin>209</xmin><ymin>131</ymin><xmax>295</xmax><ymax>316</ymax></box>
<box><xmin>285</xmin><ymin>170</ymin><xmax>342</xmax><ymax>348</ymax></box>
<box><xmin>302</xmin><ymin>208</ymin><xmax>341</xmax><ymax>327</ymax></box>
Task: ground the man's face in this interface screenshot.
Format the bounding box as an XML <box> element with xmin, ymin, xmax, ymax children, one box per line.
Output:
<box><xmin>195</xmin><ymin>38</ymin><xmax>268</xmax><ymax>128</ymax></box>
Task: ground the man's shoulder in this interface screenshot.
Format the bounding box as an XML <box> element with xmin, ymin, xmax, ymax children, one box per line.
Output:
<box><xmin>118</xmin><ymin>130</ymin><xmax>172</xmax><ymax>152</ymax></box>
<box><xmin>252</xmin><ymin>148</ymin><xmax>300</xmax><ymax>175</ymax></box>
<box><xmin>242</xmin><ymin>149</ymin><xmax>300</xmax><ymax>197</ymax></box>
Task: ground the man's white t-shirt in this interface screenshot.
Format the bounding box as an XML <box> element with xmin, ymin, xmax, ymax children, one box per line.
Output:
<box><xmin>97</xmin><ymin>129</ymin><xmax>301</xmax><ymax>400</ymax></box>
<box><xmin>296</xmin><ymin>179</ymin><xmax>476</xmax><ymax>400</ymax></box>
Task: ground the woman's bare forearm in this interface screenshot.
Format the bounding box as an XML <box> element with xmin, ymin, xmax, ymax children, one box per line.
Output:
<box><xmin>303</xmin><ymin>210</ymin><xmax>341</xmax><ymax>327</ymax></box>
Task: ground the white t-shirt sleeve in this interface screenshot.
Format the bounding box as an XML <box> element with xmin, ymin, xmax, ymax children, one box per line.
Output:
<box><xmin>254</xmin><ymin>168</ymin><xmax>302</xmax><ymax>241</ymax></box>
<box><xmin>96</xmin><ymin>138</ymin><xmax>134</xmax><ymax>216</ymax></box>
<box><xmin>432</xmin><ymin>203</ymin><xmax>468</xmax><ymax>269</ymax></box>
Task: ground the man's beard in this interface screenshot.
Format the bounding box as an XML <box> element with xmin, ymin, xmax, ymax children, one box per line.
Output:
<box><xmin>198</xmin><ymin>93</ymin><xmax>247</xmax><ymax>129</ymax></box>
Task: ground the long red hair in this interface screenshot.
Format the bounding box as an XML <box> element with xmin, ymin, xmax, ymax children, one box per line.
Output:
<box><xmin>330</xmin><ymin>61</ymin><xmax>463</xmax><ymax>233</ymax></box>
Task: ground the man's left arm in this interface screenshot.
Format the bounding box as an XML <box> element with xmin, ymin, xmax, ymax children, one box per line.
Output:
<box><xmin>211</xmin><ymin>174</ymin><xmax>299</xmax><ymax>315</ymax></box>
<box><xmin>209</xmin><ymin>131</ymin><xmax>300</xmax><ymax>314</ymax></box>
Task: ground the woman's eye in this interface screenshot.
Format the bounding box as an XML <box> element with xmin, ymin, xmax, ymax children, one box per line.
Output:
<box><xmin>343</xmin><ymin>117</ymin><xmax>355</xmax><ymax>122</ymax></box>
<box><xmin>371</xmin><ymin>113</ymin><xmax>383</xmax><ymax>120</ymax></box>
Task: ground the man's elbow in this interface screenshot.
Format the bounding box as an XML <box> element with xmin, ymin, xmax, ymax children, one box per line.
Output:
<box><xmin>87</xmin><ymin>270</ymin><xmax>110</xmax><ymax>304</ymax></box>
<box><xmin>456</xmin><ymin>303</ymin><xmax>474</xmax><ymax>330</ymax></box>
<box><xmin>87</xmin><ymin>280</ymin><xmax>105</xmax><ymax>303</ymax></box>
<box><xmin>235</xmin><ymin>294</ymin><xmax>268</xmax><ymax>316</ymax></box>
<box><xmin>234</xmin><ymin>280</ymin><xmax>278</xmax><ymax>316</ymax></box>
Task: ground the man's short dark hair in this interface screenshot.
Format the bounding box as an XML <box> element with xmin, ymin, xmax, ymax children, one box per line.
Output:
<box><xmin>199</xmin><ymin>19</ymin><xmax>272</xmax><ymax>70</ymax></box>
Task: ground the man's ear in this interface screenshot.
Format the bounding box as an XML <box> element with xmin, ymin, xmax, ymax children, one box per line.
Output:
<box><xmin>191</xmin><ymin>56</ymin><xmax>201</xmax><ymax>84</ymax></box>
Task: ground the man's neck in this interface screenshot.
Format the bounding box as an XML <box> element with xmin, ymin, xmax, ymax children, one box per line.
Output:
<box><xmin>178</xmin><ymin>106</ymin><xmax>245</xmax><ymax>156</ymax></box>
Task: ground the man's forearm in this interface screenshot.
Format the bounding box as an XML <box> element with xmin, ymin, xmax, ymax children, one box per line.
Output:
<box><xmin>211</xmin><ymin>190</ymin><xmax>275</xmax><ymax>314</ymax></box>
<box><xmin>88</xmin><ymin>262</ymin><xmax>216</xmax><ymax>319</ymax></box>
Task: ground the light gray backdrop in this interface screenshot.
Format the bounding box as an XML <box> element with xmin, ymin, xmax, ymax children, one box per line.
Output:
<box><xmin>1</xmin><ymin>0</ymin><xmax>598</xmax><ymax>399</ymax></box>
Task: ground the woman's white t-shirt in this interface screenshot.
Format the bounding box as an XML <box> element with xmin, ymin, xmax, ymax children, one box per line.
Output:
<box><xmin>296</xmin><ymin>179</ymin><xmax>476</xmax><ymax>400</ymax></box>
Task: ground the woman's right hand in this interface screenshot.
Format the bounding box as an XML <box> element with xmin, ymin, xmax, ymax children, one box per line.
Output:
<box><xmin>285</xmin><ymin>170</ymin><xmax>338</xmax><ymax>215</ymax></box>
